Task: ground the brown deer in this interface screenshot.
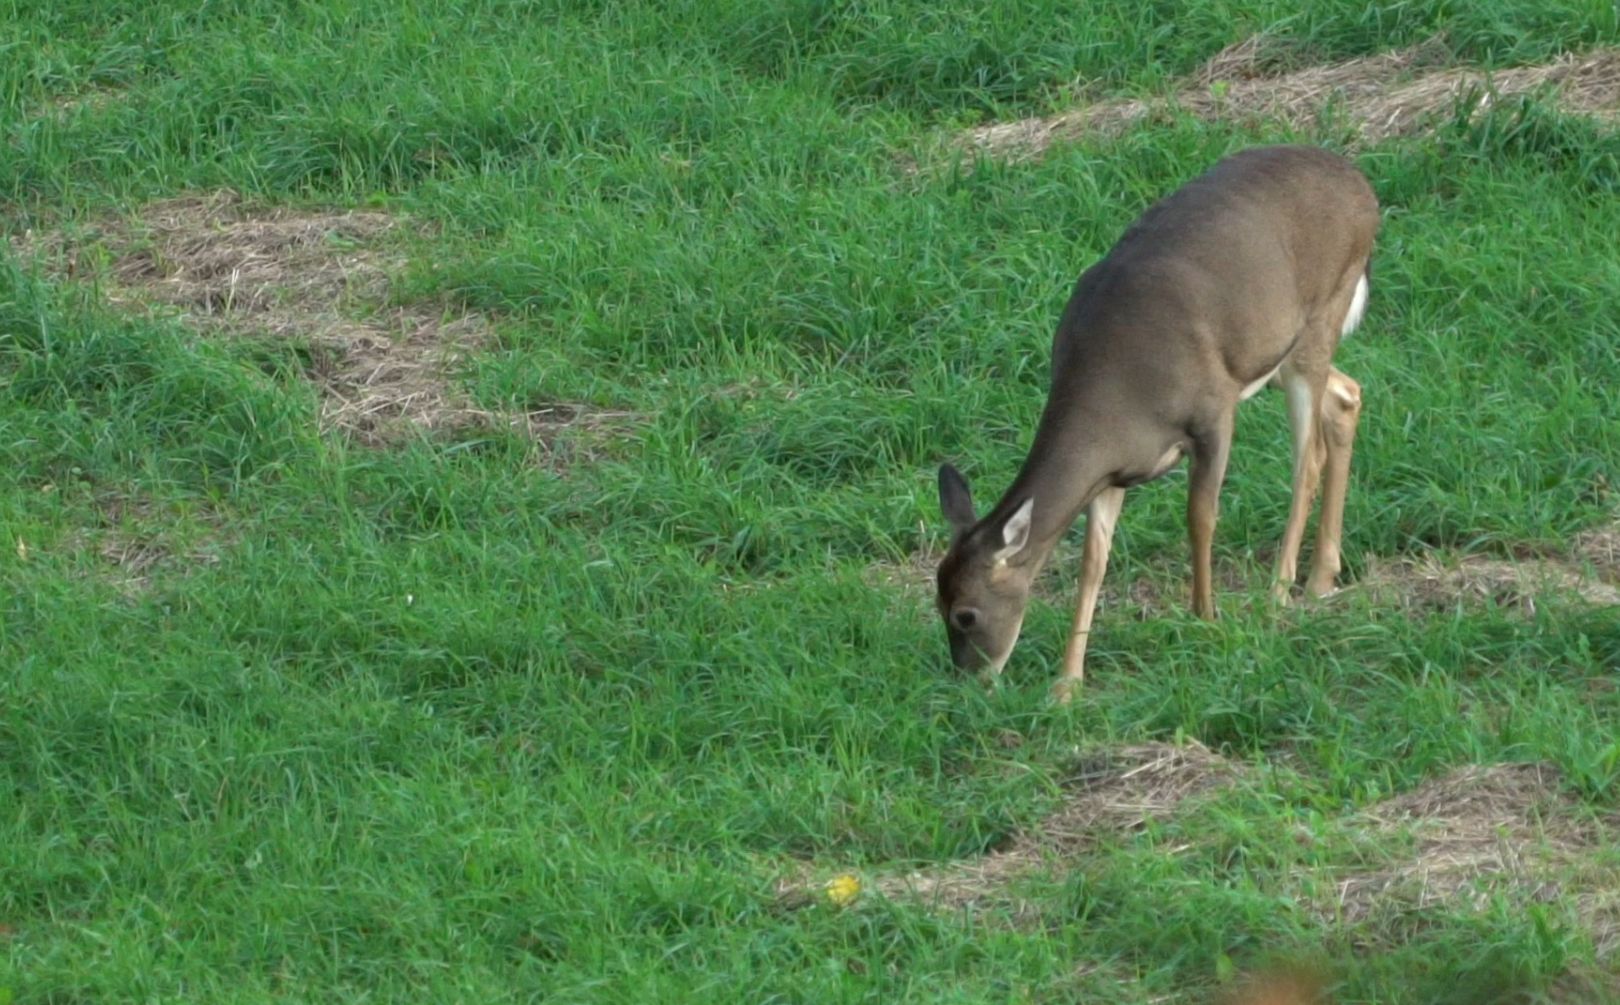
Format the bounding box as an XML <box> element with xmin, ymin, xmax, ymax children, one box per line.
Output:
<box><xmin>934</xmin><ymin>145</ymin><xmax>1378</xmax><ymax>703</ymax></box>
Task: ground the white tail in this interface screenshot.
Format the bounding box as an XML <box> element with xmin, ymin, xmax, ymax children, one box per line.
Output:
<box><xmin>934</xmin><ymin>145</ymin><xmax>1379</xmax><ymax>702</ymax></box>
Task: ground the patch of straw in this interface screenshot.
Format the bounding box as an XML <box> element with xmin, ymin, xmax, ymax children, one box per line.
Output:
<box><xmin>1357</xmin><ymin>553</ymin><xmax>1620</xmax><ymax>614</ymax></box>
<box><xmin>778</xmin><ymin>741</ymin><xmax>1243</xmax><ymax>917</ymax></box>
<box><xmin>955</xmin><ymin>43</ymin><xmax>1620</xmax><ymax>164</ymax></box>
<box><xmin>1332</xmin><ymin>763</ymin><xmax>1618</xmax><ymax>938</ymax></box>
<box><xmin>13</xmin><ymin>190</ymin><xmax>635</xmax><ymax>450</ymax></box>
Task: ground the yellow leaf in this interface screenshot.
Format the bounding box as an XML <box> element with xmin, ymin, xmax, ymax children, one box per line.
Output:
<box><xmin>824</xmin><ymin>873</ymin><xmax>860</xmax><ymax>907</ymax></box>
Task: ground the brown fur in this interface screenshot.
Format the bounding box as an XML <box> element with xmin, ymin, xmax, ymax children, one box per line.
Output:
<box><xmin>935</xmin><ymin>145</ymin><xmax>1380</xmax><ymax>700</ymax></box>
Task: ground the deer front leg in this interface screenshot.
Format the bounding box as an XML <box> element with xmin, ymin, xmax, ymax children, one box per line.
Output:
<box><xmin>1052</xmin><ymin>486</ymin><xmax>1125</xmax><ymax>705</ymax></box>
<box><xmin>1271</xmin><ymin>370</ymin><xmax>1326</xmax><ymax>604</ymax></box>
<box><xmin>1188</xmin><ymin>423</ymin><xmax>1234</xmax><ymax>620</ymax></box>
<box><xmin>1305</xmin><ymin>368</ymin><xmax>1362</xmax><ymax>597</ymax></box>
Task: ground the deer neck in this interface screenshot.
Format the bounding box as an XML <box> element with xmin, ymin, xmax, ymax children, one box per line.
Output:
<box><xmin>984</xmin><ymin>408</ymin><xmax>1116</xmax><ymax>571</ymax></box>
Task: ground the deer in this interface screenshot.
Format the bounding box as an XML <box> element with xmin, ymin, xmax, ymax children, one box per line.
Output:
<box><xmin>934</xmin><ymin>145</ymin><xmax>1378</xmax><ymax>704</ymax></box>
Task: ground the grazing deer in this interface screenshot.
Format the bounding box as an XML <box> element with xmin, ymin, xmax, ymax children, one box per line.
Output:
<box><xmin>935</xmin><ymin>145</ymin><xmax>1378</xmax><ymax>703</ymax></box>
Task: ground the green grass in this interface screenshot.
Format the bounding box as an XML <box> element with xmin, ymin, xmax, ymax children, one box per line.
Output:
<box><xmin>5</xmin><ymin>1</ymin><xmax>1620</xmax><ymax>1002</ymax></box>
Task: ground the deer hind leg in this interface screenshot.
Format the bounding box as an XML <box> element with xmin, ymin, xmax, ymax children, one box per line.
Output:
<box><xmin>1305</xmin><ymin>367</ymin><xmax>1362</xmax><ymax>597</ymax></box>
<box><xmin>1053</xmin><ymin>486</ymin><xmax>1125</xmax><ymax>705</ymax></box>
<box><xmin>1281</xmin><ymin>267</ymin><xmax>1369</xmax><ymax>601</ymax></box>
<box><xmin>1271</xmin><ymin>365</ymin><xmax>1327</xmax><ymax>604</ymax></box>
<box><xmin>1188</xmin><ymin>420</ymin><xmax>1235</xmax><ymax>621</ymax></box>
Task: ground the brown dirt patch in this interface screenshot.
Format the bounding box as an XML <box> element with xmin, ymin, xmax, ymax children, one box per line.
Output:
<box><xmin>953</xmin><ymin>42</ymin><xmax>1620</xmax><ymax>165</ymax></box>
<box><xmin>1331</xmin><ymin>763</ymin><xmax>1620</xmax><ymax>949</ymax></box>
<box><xmin>777</xmin><ymin>740</ymin><xmax>1245</xmax><ymax>918</ymax></box>
<box><xmin>13</xmin><ymin>191</ymin><xmax>632</xmax><ymax>449</ymax></box>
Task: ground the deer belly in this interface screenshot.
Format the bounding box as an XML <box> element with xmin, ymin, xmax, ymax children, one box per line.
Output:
<box><xmin>1238</xmin><ymin>364</ymin><xmax>1282</xmax><ymax>401</ymax></box>
<box><xmin>1118</xmin><ymin>442</ymin><xmax>1187</xmax><ymax>487</ymax></box>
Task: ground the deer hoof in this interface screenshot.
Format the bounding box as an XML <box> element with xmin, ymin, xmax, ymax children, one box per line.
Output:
<box><xmin>1050</xmin><ymin>678</ymin><xmax>1079</xmax><ymax>705</ymax></box>
<box><xmin>1306</xmin><ymin>577</ymin><xmax>1341</xmax><ymax>600</ymax></box>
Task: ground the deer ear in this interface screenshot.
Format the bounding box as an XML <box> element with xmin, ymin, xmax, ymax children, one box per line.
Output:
<box><xmin>993</xmin><ymin>498</ymin><xmax>1034</xmax><ymax>562</ymax></box>
<box><xmin>938</xmin><ymin>464</ymin><xmax>976</xmax><ymax>533</ymax></box>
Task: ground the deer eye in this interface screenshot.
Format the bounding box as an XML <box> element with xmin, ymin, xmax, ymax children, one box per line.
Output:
<box><xmin>951</xmin><ymin>608</ymin><xmax>978</xmax><ymax>631</ymax></box>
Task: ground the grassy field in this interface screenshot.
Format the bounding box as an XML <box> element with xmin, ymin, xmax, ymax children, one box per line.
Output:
<box><xmin>5</xmin><ymin>1</ymin><xmax>1620</xmax><ymax>1002</ymax></box>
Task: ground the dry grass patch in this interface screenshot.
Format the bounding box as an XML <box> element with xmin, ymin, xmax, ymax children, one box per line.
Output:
<box><xmin>91</xmin><ymin>530</ymin><xmax>212</xmax><ymax>595</ymax></box>
<box><xmin>1356</xmin><ymin>552</ymin><xmax>1620</xmax><ymax>614</ymax></box>
<box><xmin>1351</xmin><ymin>513</ymin><xmax>1620</xmax><ymax>613</ymax></box>
<box><xmin>13</xmin><ymin>191</ymin><xmax>632</xmax><ymax>450</ymax></box>
<box><xmin>862</xmin><ymin>539</ymin><xmax>943</xmax><ymax>598</ymax></box>
<box><xmin>951</xmin><ymin>41</ymin><xmax>1620</xmax><ymax>165</ymax></box>
<box><xmin>27</xmin><ymin>86</ymin><xmax>128</xmax><ymax>122</ymax></box>
<box><xmin>1573</xmin><ymin>519</ymin><xmax>1620</xmax><ymax>582</ymax></box>
<box><xmin>57</xmin><ymin>492</ymin><xmax>227</xmax><ymax>597</ymax></box>
<box><xmin>777</xmin><ymin>741</ymin><xmax>1245</xmax><ymax>918</ymax></box>
<box><xmin>1330</xmin><ymin>763</ymin><xmax>1620</xmax><ymax>949</ymax></box>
